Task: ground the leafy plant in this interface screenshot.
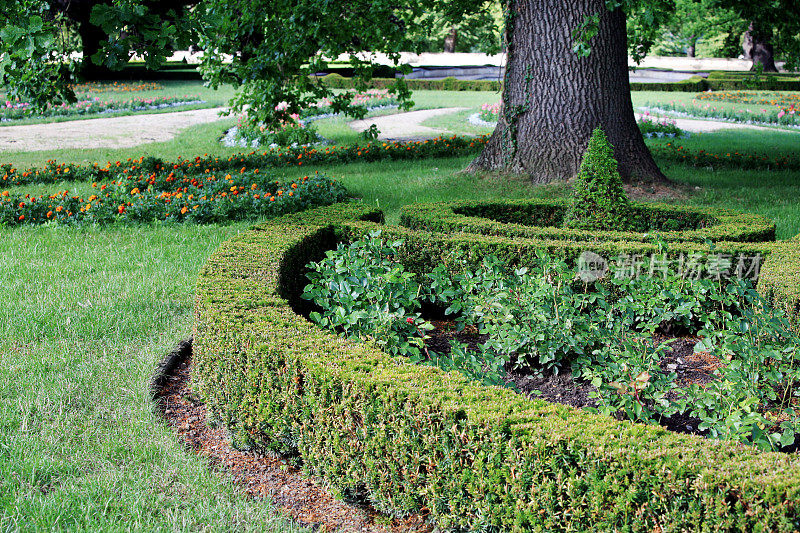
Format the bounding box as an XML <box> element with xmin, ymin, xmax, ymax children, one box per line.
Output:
<box><xmin>302</xmin><ymin>232</ymin><xmax>431</xmax><ymax>358</ymax></box>
<box><xmin>563</xmin><ymin>127</ymin><xmax>634</xmax><ymax>231</ymax></box>
<box><xmin>581</xmin><ymin>328</ymin><xmax>678</xmax><ymax>423</ymax></box>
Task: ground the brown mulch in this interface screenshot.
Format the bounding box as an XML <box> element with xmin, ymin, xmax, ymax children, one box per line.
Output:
<box><xmin>424</xmin><ymin>325</ymin><xmax>725</xmax><ymax>435</ymax></box>
<box><xmin>154</xmin><ymin>356</ymin><xmax>431</xmax><ymax>533</ymax></box>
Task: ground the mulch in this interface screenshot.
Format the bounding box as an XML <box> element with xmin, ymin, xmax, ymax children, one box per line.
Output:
<box><xmin>153</xmin><ymin>350</ymin><xmax>431</xmax><ymax>533</ymax></box>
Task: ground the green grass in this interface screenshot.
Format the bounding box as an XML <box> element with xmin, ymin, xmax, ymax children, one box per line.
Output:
<box><xmin>0</xmin><ymin>223</ymin><xmax>303</xmax><ymax>532</ymax></box>
<box><xmin>1</xmin><ymin>86</ymin><xmax>800</xmax><ymax>530</ymax></box>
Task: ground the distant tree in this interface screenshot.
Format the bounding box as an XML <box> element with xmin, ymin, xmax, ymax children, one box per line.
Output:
<box><xmin>648</xmin><ymin>0</ymin><xmax>744</xmax><ymax>58</ymax></box>
<box><xmin>713</xmin><ymin>0</ymin><xmax>800</xmax><ymax>71</ymax></box>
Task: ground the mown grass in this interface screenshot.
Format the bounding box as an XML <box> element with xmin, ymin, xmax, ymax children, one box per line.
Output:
<box><xmin>0</xmin><ymin>223</ymin><xmax>303</xmax><ymax>531</ymax></box>
<box><xmin>1</xmin><ymin>86</ymin><xmax>799</xmax><ymax>530</ymax></box>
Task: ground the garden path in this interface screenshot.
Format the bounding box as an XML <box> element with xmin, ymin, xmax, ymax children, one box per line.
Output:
<box><xmin>349</xmin><ymin>107</ymin><xmax>467</xmax><ymax>139</ymax></box>
<box><xmin>0</xmin><ymin>107</ymin><xmax>229</xmax><ymax>152</ymax></box>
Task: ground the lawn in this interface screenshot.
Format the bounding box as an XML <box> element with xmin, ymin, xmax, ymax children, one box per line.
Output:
<box><xmin>1</xmin><ymin>87</ymin><xmax>799</xmax><ymax>529</ymax></box>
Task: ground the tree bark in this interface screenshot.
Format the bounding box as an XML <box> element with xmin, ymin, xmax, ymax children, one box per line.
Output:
<box><xmin>745</xmin><ymin>22</ymin><xmax>778</xmax><ymax>72</ymax></box>
<box><xmin>468</xmin><ymin>0</ymin><xmax>666</xmax><ymax>183</ymax></box>
<box><xmin>443</xmin><ymin>26</ymin><xmax>457</xmax><ymax>53</ymax></box>
<box><xmin>686</xmin><ymin>35</ymin><xmax>696</xmax><ymax>58</ymax></box>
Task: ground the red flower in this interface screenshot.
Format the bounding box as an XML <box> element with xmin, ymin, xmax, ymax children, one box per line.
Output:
<box><xmin>406</xmin><ymin>317</ymin><xmax>413</xmax><ymax>324</ymax></box>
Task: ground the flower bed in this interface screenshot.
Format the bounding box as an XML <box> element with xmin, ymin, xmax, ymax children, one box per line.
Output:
<box><xmin>0</xmin><ymin>95</ymin><xmax>205</xmax><ymax>121</ymax></box>
<box><xmin>304</xmin><ymin>233</ymin><xmax>800</xmax><ymax>451</ymax></box>
<box><xmin>193</xmin><ymin>201</ymin><xmax>800</xmax><ymax>531</ymax></box>
<box><xmin>640</xmin><ymin>98</ymin><xmax>800</xmax><ymax>130</ymax></box>
<box><xmin>0</xmin><ymin>135</ymin><xmax>488</xmax><ymax>187</ymax></box>
<box><xmin>0</xmin><ymin>170</ymin><xmax>347</xmax><ymax>226</ymax></box>
<box><xmin>399</xmin><ymin>199</ymin><xmax>776</xmax><ymax>244</ymax></box>
<box><xmin>67</xmin><ymin>81</ymin><xmax>165</xmax><ymax>94</ymax></box>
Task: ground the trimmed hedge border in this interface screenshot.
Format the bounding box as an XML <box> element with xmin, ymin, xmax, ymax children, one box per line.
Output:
<box><xmin>399</xmin><ymin>199</ymin><xmax>776</xmax><ymax>244</ymax></box>
<box><xmin>194</xmin><ymin>201</ymin><xmax>800</xmax><ymax>531</ymax></box>
<box><xmin>316</xmin><ymin>73</ymin><xmax>800</xmax><ymax>92</ymax></box>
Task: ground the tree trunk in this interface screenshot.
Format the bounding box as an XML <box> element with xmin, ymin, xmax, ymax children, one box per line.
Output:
<box><xmin>742</xmin><ymin>28</ymin><xmax>753</xmax><ymax>59</ymax></box>
<box><xmin>745</xmin><ymin>22</ymin><xmax>778</xmax><ymax>72</ymax></box>
<box><xmin>443</xmin><ymin>26</ymin><xmax>458</xmax><ymax>53</ymax></box>
<box><xmin>686</xmin><ymin>35</ymin><xmax>696</xmax><ymax>58</ymax></box>
<box><xmin>468</xmin><ymin>0</ymin><xmax>666</xmax><ymax>183</ymax></box>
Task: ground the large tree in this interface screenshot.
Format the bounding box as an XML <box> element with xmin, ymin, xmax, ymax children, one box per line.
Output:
<box><xmin>2</xmin><ymin>0</ymin><xmax>797</xmax><ymax>183</ymax></box>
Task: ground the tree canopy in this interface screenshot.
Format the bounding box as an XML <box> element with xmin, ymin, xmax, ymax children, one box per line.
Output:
<box><xmin>3</xmin><ymin>0</ymin><xmax>798</xmax><ymax>120</ymax></box>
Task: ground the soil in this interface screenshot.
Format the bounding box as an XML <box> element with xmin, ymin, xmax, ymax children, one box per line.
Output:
<box><xmin>424</xmin><ymin>324</ymin><xmax>726</xmax><ymax>436</ymax></box>
<box><xmin>155</xmin><ymin>355</ymin><xmax>431</xmax><ymax>533</ymax></box>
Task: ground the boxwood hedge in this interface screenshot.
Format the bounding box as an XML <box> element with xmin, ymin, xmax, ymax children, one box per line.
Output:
<box><xmin>316</xmin><ymin>73</ymin><xmax>800</xmax><ymax>93</ymax></box>
<box><xmin>400</xmin><ymin>199</ymin><xmax>776</xmax><ymax>244</ymax></box>
<box><xmin>194</xmin><ymin>201</ymin><xmax>800</xmax><ymax>532</ymax></box>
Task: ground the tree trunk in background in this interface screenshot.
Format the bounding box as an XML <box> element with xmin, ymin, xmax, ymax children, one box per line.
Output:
<box><xmin>686</xmin><ymin>35</ymin><xmax>697</xmax><ymax>58</ymax></box>
<box><xmin>745</xmin><ymin>22</ymin><xmax>778</xmax><ymax>72</ymax></box>
<box><xmin>742</xmin><ymin>28</ymin><xmax>753</xmax><ymax>59</ymax></box>
<box><xmin>468</xmin><ymin>0</ymin><xmax>666</xmax><ymax>183</ymax></box>
<box><xmin>443</xmin><ymin>27</ymin><xmax>458</xmax><ymax>53</ymax></box>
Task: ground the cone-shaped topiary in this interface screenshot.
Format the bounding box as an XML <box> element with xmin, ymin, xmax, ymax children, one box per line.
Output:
<box><xmin>563</xmin><ymin>127</ymin><xmax>634</xmax><ymax>231</ymax></box>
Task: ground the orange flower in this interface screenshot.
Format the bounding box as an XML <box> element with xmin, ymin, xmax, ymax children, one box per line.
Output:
<box><xmin>18</xmin><ymin>215</ymin><xmax>24</xmax><ymax>221</ymax></box>
<box><xmin>118</xmin><ymin>204</ymin><xmax>126</xmax><ymax>214</ymax></box>
<box><xmin>56</xmin><ymin>206</ymin><xmax>63</xmax><ymax>213</ymax></box>
<box><xmin>131</xmin><ymin>188</ymin><xmax>140</xmax><ymax>195</ymax></box>
<box><xmin>270</xmin><ymin>197</ymin><xmax>275</xmax><ymax>202</ymax></box>
<box><xmin>181</xmin><ymin>206</ymin><xmax>188</xmax><ymax>215</ymax></box>
<box><xmin>46</xmin><ymin>211</ymin><xmax>53</xmax><ymax>218</ymax></box>
<box><xmin>1</xmin><ymin>191</ymin><xmax>8</xmax><ymax>197</ymax></box>
<box><xmin>18</xmin><ymin>202</ymin><xmax>25</xmax><ymax>209</ymax></box>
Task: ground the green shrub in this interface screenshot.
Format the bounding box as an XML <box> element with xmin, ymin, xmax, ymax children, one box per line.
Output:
<box><xmin>400</xmin><ymin>199</ymin><xmax>776</xmax><ymax>244</ymax></box>
<box><xmin>194</xmin><ymin>202</ymin><xmax>800</xmax><ymax>531</ymax></box>
<box><xmin>563</xmin><ymin>128</ymin><xmax>634</xmax><ymax>231</ymax></box>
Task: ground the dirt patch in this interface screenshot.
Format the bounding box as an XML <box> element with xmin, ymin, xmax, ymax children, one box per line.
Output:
<box><xmin>155</xmin><ymin>353</ymin><xmax>431</xmax><ymax>533</ymax></box>
<box><xmin>349</xmin><ymin>108</ymin><xmax>467</xmax><ymax>140</ymax></box>
<box><xmin>0</xmin><ymin>107</ymin><xmax>229</xmax><ymax>152</ymax></box>
<box><xmin>424</xmin><ymin>325</ymin><xmax>715</xmax><ymax>435</ymax></box>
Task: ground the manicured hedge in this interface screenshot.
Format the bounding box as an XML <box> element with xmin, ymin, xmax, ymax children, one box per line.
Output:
<box><xmin>705</xmin><ymin>70</ymin><xmax>800</xmax><ymax>91</ymax></box>
<box><xmin>316</xmin><ymin>73</ymin><xmax>800</xmax><ymax>92</ymax></box>
<box><xmin>399</xmin><ymin>199</ymin><xmax>776</xmax><ymax>244</ymax></box>
<box><xmin>194</xmin><ymin>201</ymin><xmax>800</xmax><ymax>531</ymax></box>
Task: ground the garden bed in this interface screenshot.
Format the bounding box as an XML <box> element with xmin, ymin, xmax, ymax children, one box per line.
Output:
<box><xmin>193</xmin><ymin>201</ymin><xmax>800</xmax><ymax>531</ymax></box>
<box><xmin>400</xmin><ymin>199</ymin><xmax>776</xmax><ymax>244</ymax></box>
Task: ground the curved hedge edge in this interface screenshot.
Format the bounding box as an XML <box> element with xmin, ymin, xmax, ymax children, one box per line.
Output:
<box><xmin>759</xmin><ymin>243</ymin><xmax>800</xmax><ymax>332</ymax></box>
<box><xmin>399</xmin><ymin>199</ymin><xmax>777</xmax><ymax>244</ymax></box>
<box><xmin>194</xmin><ymin>202</ymin><xmax>800</xmax><ymax>532</ymax></box>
